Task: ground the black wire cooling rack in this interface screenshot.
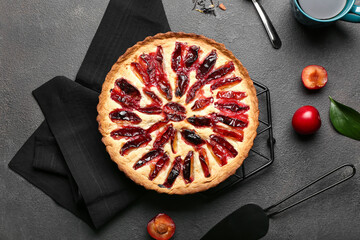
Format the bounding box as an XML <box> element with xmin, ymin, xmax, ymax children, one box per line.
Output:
<box><xmin>204</xmin><ymin>81</ymin><xmax>275</xmax><ymax>196</ymax></box>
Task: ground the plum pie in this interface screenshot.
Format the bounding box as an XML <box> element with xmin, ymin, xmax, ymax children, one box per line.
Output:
<box><xmin>97</xmin><ymin>32</ymin><xmax>259</xmax><ymax>194</ymax></box>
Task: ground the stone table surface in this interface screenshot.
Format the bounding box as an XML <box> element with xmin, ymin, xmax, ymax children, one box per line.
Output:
<box><xmin>1</xmin><ymin>0</ymin><xmax>360</xmax><ymax>239</ymax></box>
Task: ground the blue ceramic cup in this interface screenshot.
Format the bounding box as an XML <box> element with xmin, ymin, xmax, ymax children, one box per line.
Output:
<box><xmin>290</xmin><ymin>0</ymin><xmax>360</xmax><ymax>26</ymax></box>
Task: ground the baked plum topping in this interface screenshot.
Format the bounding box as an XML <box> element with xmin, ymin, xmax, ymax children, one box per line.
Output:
<box><xmin>120</xmin><ymin>134</ymin><xmax>152</xmax><ymax>155</ymax></box>
<box><xmin>205</xmin><ymin>61</ymin><xmax>235</xmax><ymax>82</ymax></box>
<box><xmin>110</xmin><ymin>92</ymin><xmax>129</xmax><ymax>108</ymax></box>
<box><xmin>157</xmin><ymin>79</ymin><xmax>173</xmax><ymax>101</ymax></box>
<box><xmin>164</xmin><ymin>102</ymin><xmax>186</xmax><ymax>113</ymax></box>
<box><xmin>186</xmin><ymin>79</ymin><xmax>205</xmax><ymax>104</ymax></box>
<box><xmin>165</xmin><ymin>111</ymin><xmax>186</xmax><ymax>121</ymax></box>
<box><xmin>211</xmin><ymin>77</ymin><xmax>242</xmax><ymax>91</ymax></box>
<box><xmin>166</xmin><ymin>114</ymin><xmax>186</xmax><ymax>122</ymax></box>
<box><xmin>139</xmin><ymin>47</ymin><xmax>172</xmax><ymax>100</ymax></box>
<box><xmin>138</xmin><ymin>105</ymin><xmax>163</xmax><ymax>114</ymax></box>
<box><xmin>172</xmin><ymin>44</ymin><xmax>200</xmax><ymax>98</ymax></box>
<box><xmin>163</xmin><ymin>102</ymin><xmax>186</xmax><ymax>122</ymax></box>
<box><xmin>171</xmin><ymin>42</ymin><xmax>183</xmax><ymax>72</ymax></box>
<box><xmin>155</xmin><ymin>46</ymin><xmax>172</xmax><ymax>100</ymax></box>
<box><xmin>163</xmin><ymin>156</ymin><xmax>182</xmax><ymax>188</ymax></box>
<box><xmin>116</xmin><ymin>78</ymin><xmax>141</xmax><ymax>100</ymax></box>
<box><xmin>186</xmin><ymin>61</ymin><xmax>232</xmax><ymax>104</ymax></box>
<box><xmin>196</xmin><ymin>49</ymin><xmax>217</xmax><ymax>79</ymax></box>
<box><xmin>183</xmin><ymin>151</ymin><xmax>194</xmax><ymax>184</ymax></box>
<box><xmin>185</xmin><ymin>50</ymin><xmax>219</xmax><ymax>103</ymax></box>
<box><xmin>155</xmin><ymin>46</ymin><xmax>164</xmax><ymax>63</ymax></box>
<box><xmin>191</xmin><ymin>97</ymin><xmax>213</xmax><ymax>111</ymax></box>
<box><xmin>181</xmin><ymin>129</ymin><xmax>205</xmax><ymax>147</ymax></box>
<box><xmin>211</xmin><ymin>113</ymin><xmax>248</xmax><ymax>128</ymax></box>
<box><xmin>153</xmin><ymin>124</ymin><xmax>175</xmax><ymax>149</ymax></box>
<box><xmin>187</xmin><ymin>116</ymin><xmax>213</xmax><ymax>127</ymax></box>
<box><xmin>216</xmin><ymin>91</ymin><xmax>246</xmax><ymax>100</ymax></box>
<box><xmin>111</xmin><ymin>79</ymin><xmax>141</xmax><ymax>109</ymax></box>
<box><xmin>143</xmin><ymin>89</ymin><xmax>162</xmax><ymax>106</ymax></box>
<box><xmin>110</xmin><ymin>126</ymin><xmax>146</xmax><ymax>139</ymax></box>
<box><xmin>147</xmin><ymin>213</ymin><xmax>176</xmax><ymax>240</ymax></box>
<box><xmin>184</xmin><ymin>45</ymin><xmax>199</xmax><ymax>68</ymax></box>
<box><xmin>215</xmin><ymin>100</ymin><xmax>249</xmax><ymax>114</ymax></box>
<box><xmin>109</xmin><ymin>109</ymin><xmax>142</xmax><ymax>124</ymax></box>
<box><xmin>140</xmin><ymin>52</ymin><xmax>152</xmax><ymax>66</ymax></box>
<box><xmin>207</xmin><ymin>140</ymin><xmax>228</xmax><ymax>166</ymax></box>
<box><xmin>146</xmin><ymin>120</ymin><xmax>169</xmax><ymax>134</ymax></box>
<box><xmin>110</xmin><ymin>91</ymin><xmax>138</xmax><ymax>110</ymax></box>
<box><xmin>213</xmin><ymin>126</ymin><xmax>244</xmax><ymax>142</ymax></box>
<box><xmin>131</xmin><ymin>62</ymin><xmax>150</xmax><ymax>86</ymax></box>
<box><xmin>198</xmin><ymin>148</ymin><xmax>211</xmax><ymax>177</ymax></box>
<box><xmin>175</xmin><ymin>71</ymin><xmax>189</xmax><ymax>97</ymax></box>
<box><xmin>171</xmin><ymin>129</ymin><xmax>178</xmax><ymax>154</ymax></box>
<box><xmin>149</xmin><ymin>153</ymin><xmax>170</xmax><ymax>180</ymax></box>
<box><xmin>133</xmin><ymin>149</ymin><xmax>163</xmax><ymax>170</ymax></box>
<box><xmin>210</xmin><ymin>134</ymin><xmax>238</xmax><ymax>157</ymax></box>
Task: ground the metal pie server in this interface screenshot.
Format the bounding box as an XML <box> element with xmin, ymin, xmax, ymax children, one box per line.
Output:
<box><xmin>251</xmin><ymin>0</ymin><xmax>282</xmax><ymax>49</ymax></box>
<box><xmin>201</xmin><ymin>164</ymin><xmax>356</xmax><ymax>240</ymax></box>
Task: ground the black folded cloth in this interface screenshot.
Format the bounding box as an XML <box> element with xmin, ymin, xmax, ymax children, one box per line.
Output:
<box><xmin>9</xmin><ymin>0</ymin><xmax>171</xmax><ymax>229</ymax></box>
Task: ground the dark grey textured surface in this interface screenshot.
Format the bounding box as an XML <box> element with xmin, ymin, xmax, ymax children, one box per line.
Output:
<box><xmin>1</xmin><ymin>0</ymin><xmax>360</xmax><ymax>239</ymax></box>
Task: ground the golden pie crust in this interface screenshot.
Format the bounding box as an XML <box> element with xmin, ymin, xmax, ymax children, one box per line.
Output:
<box><xmin>97</xmin><ymin>32</ymin><xmax>259</xmax><ymax>194</ymax></box>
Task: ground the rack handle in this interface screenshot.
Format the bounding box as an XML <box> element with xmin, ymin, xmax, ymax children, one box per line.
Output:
<box><xmin>265</xmin><ymin>164</ymin><xmax>356</xmax><ymax>217</ymax></box>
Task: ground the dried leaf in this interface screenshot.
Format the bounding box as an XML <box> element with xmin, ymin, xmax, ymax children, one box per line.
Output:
<box><xmin>219</xmin><ymin>3</ymin><xmax>226</xmax><ymax>10</ymax></box>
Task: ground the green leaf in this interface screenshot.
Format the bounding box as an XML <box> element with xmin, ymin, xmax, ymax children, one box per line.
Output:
<box><xmin>329</xmin><ymin>96</ymin><xmax>360</xmax><ymax>141</ymax></box>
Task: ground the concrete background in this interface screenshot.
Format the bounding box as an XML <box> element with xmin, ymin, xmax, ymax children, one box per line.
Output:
<box><xmin>1</xmin><ymin>0</ymin><xmax>360</xmax><ymax>239</ymax></box>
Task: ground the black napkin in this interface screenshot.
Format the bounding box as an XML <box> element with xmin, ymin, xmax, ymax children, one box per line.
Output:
<box><xmin>9</xmin><ymin>0</ymin><xmax>170</xmax><ymax>229</ymax></box>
